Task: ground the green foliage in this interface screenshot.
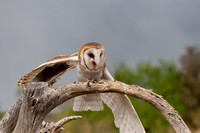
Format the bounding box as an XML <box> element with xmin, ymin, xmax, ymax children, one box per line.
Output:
<box><xmin>66</xmin><ymin>104</ymin><xmax>117</xmax><ymax>133</ymax></box>
<box><xmin>0</xmin><ymin>112</ymin><xmax>3</xmax><ymax>119</ymax></box>
<box><xmin>46</xmin><ymin>105</ymin><xmax>117</xmax><ymax>133</ymax></box>
<box><xmin>114</xmin><ymin>60</ymin><xmax>186</xmax><ymax>133</ymax></box>
<box><xmin>0</xmin><ymin>106</ymin><xmax>4</xmax><ymax>119</ymax></box>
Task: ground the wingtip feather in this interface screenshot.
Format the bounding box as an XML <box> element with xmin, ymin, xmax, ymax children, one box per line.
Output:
<box><xmin>17</xmin><ymin>52</ymin><xmax>79</xmax><ymax>87</ymax></box>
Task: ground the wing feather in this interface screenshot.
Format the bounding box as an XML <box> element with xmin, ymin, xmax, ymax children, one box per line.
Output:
<box><xmin>101</xmin><ymin>68</ymin><xmax>146</xmax><ymax>133</ymax></box>
<box><xmin>18</xmin><ymin>52</ymin><xmax>78</xmax><ymax>87</ymax></box>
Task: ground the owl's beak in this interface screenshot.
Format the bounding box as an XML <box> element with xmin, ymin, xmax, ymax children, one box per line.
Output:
<box><xmin>92</xmin><ymin>61</ymin><xmax>97</xmax><ymax>69</ymax></box>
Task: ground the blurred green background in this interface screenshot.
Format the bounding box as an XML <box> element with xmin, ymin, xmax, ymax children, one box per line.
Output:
<box><xmin>1</xmin><ymin>45</ymin><xmax>200</xmax><ymax>133</ymax></box>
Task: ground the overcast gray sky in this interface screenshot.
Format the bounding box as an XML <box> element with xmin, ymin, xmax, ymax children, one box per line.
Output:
<box><xmin>0</xmin><ymin>0</ymin><xmax>200</xmax><ymax>111</ymax></box>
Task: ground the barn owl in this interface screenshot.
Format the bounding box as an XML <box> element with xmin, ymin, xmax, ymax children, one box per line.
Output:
<box><xmin>18</xmin><ymin>42</ymin><xmax>145</xmax><ymax>133</ymax></box>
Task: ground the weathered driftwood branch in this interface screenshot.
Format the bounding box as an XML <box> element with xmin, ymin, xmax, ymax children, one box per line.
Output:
<box><xmin>0</xmin><ymin>95</ymin><xmax>22</xmax><ymax>133</ymax></box>
<box><xmin>0</xmin><ymin>80</ymin><xmax>191</xmax><ymax>133</ymax></box>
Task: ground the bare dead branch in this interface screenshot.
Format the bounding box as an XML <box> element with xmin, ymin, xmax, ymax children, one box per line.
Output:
<box><xmin>0</xmin><ymin>80</ymin><xmax>191</xmax><ymax>133</ymax></box>
<box><xmin>40</xmin><ymin>116</ymin><xmax>82</xmax><ymax>133</ymax></box>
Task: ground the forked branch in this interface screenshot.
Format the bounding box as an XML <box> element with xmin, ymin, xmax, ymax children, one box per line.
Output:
<box><xmin>40</xmin><ymin>116</ymin><xmax>82</xmax><ymax>133</ymax></box>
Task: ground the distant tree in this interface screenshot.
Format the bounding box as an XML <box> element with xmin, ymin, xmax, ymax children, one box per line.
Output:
<box><xmin>114</xmin><ymin>60</ymin><xmax>186</xmax><ymax>133</ymax></box>
<box><xmin>180</xmin><ymin>46</ymin><xmax>200</xmax><ymax>104</ymax></box>
<box><xmin>179</xmin><ymin>46</ymin><xmax>200</xmax><ymax>129</ymax></box>
<box><xmin>180</xmin><ymin>46</ymin><xmax>200</xmax><ymax>77</ymax></box>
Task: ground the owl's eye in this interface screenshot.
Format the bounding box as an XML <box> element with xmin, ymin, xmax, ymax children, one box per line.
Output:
<box><xmin>88</xmin><ymin>53</ymin><xmax>94</xmax><ymax>58</ymax></box>
<box><xmin>100</xmin><ymin>52</ymin><xmax>103</xmax><ymax>57</ymax></box>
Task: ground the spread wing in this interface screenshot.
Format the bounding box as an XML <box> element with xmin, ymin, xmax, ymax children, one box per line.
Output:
<box><xmin>18</xmin><ymin>52</ymin><xmax>79</xmax><ymax>87</ymax></box>
<box><xmin>101</xmin><ymin>68</ymin><xmax>146</xmax><ymax>133</ymax></box>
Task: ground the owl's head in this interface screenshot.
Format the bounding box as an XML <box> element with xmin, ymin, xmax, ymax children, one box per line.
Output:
<box><xmin>79</xmin><ymin>42</ymin><xmax>106</xmax><ymax>71</ymax></box>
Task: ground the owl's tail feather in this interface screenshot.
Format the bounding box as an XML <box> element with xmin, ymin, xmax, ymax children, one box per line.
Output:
<box><xmin>101</xmin><ymin>93</ymin><xmax>146</xmax><ymax>133</ymax></box>
<box><xmin>73</xmin><ymin>94</ymin><xmax>103</xmax><ymax>111</ymax></box>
